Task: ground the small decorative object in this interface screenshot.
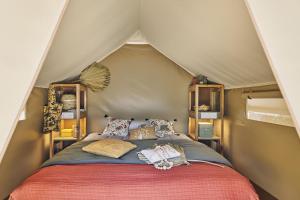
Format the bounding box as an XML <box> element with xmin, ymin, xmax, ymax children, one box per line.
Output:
<box><xmin>61</xmin><ymin>94</ymin><xmax>76</xmax><ymax>110</ymax></box>
<box><xmin>196</xmin><ymin>74</ymin><xmax>208</xmax><ymax>84</ymax></box>
<box><xmin>154</xmin><ymin>160</ymin><xmax>174</xmax><ymax>170</ymax></box>
<box><xmin>190</xmin><ymin>77</ymin><xmax>199</xmax><ymax>86</ymax></box>
<box><xmin>72</xmin><ymin>124</ymin><xmax>78</xmax><ymax>138</ymax></box>
<box><xmin>198</xmin><ymin>104</ymin><xmax>210</xmax><ymax>111</ymax></box>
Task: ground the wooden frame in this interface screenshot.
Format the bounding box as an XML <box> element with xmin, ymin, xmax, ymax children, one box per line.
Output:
<box><xmin>188</xmin><ymin>84</ymin><xmax>224</xmax><ymax>153</ymax></box>
<box><xmin>49</xmin><ymin>83</ymin><xmax>87</xmax><ymax>158</ymax></box>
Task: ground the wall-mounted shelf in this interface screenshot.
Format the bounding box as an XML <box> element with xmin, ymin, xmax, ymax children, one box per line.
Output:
<box><xmin>188</xmin><ymin>84</ymin><xmax>224</xmax><ymax>153</ymax></box>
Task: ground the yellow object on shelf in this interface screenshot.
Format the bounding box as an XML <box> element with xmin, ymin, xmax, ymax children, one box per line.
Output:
<box><xmin>60</xmin><ymin>129</ymin><xmax>73</xmax><ymax>137</ymax></box>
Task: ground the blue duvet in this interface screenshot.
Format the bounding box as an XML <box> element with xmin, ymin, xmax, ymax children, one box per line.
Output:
<box><xmin>42</xmin><ymin>139</ymin><xmax>231</xmax><ymax>168</ymax></box>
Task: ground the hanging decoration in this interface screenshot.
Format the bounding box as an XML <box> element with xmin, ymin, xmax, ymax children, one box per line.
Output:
<box><xmin>54</xmin><ymin>62</ymin><xmax>111</xmax><ymax>92</ymax></box>
<box><xmin>79</xmin><ymin>62</ymin><xmax>110</xmax><ymax>91</ymax></box>
<box><xmin>43</xmin><ymin>85</ymin><xmax>63</xmax><ymax>133</ymax></box>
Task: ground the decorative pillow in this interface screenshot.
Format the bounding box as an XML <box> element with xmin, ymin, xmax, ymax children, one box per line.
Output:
<box><xmin>148</xmin><ymin>119</ymin><xmax>175</xmax><ymax>137</ymax></box>
<box><xmin>82</xmin><ymin>139</ymin><xmax>137</xmax><ymax>158</ymax></box>
<box><xmin>129</xmin><ymin>120</ymin><xmax>148</xmax><ymax>130</ymax></box>
<box><xmin>129</xmin><ymin>127</ymin><xmax>157</xmax><ymax>140</ymax></box>
<box><xmin>102</xmin><ymin>117</ymin><xmax>130</xmax><ymax>137</ymax></box>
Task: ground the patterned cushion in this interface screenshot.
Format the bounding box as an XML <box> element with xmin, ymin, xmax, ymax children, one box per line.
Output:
<box><xmin>102</xmin><ymin>117</ymin><xmax>130</xmax><ymax>137</ymax></box>
<box><xmin>148</xmin><ymin>119</ymin><xmax>175</xmax><ymax>137</ymax></box>
<box><xmin>82</xmin><ymin>139</ymin><xmax>137</xmax><ymax>158</ymax></box>
<box><xmin>129</xmin><ymin>127</ymin><xmax>157</xmax><ymax>140</ymax></box>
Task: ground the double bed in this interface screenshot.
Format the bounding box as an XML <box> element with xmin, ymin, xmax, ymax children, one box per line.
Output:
<box><xmin>10</xmin><ymin>134</ymin><xmax>258</xmax><ymax>200</ymax></box>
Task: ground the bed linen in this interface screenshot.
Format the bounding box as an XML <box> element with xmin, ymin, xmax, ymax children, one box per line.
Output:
<box><xmin>42</xmin><ymin>138</ymin><xmax>231</xmax><ymax>167</ymax></box>
<box><xmin>10</xmin><ymin>136</ymin><xmax>258</xmax><ymax>200</ymax></box>
<box><xmin>10</xmin><ymin>163</ymin><xmax>258</xmax><ymax>200</ymax></box>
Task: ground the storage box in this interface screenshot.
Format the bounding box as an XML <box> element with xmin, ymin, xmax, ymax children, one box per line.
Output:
<box><xmin>198</xmin><ymin>122</ymin><xmax>213</xmax><ymax>138</ymax></box>
<box><xmin>61</xmin><ymin>111</ymin><xmax>75</xmax><ymax>119</ymax></box>
<box><xmin>199</xmin><ymin>112</ymin><xmax>219</xmax><ymax>119</ymax></box>
<box><xmin>61</xmin><ymin>109</ymin><xmax>86</xmax><ymax>119</ymax></box>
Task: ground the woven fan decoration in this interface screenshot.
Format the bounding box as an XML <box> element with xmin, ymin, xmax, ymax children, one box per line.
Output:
<box><xmin>79</xmin><ymin>62</ymin><xmax>110</xmax><ymax>91</ymax></box>
<box><xmin>55</xmin><ymin>62</ymin><xmax>111</xmax><ymax>92</ymax></box>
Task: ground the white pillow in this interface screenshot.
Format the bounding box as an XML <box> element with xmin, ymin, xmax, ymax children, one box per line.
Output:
<box><xmin>129</xmin><ymin>120</ymin><xmax>148</xmax><ymax>130</ymax></box>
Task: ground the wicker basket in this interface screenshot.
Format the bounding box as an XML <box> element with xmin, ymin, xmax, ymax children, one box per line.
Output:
<box><xmin>61</xmin><ymin>94</ymin><xmax>76</xmax><ymax>110</ymax></box>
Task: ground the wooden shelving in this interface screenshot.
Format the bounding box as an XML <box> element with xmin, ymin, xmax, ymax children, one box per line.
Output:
<box><xmin>49</xmin><ymin>83</ymin><xmax>87</xmax><ymax>157</ymax></box>
<box><xmin>53</xmin><ymin>136</ymin><xmax>78</xmax><ymax>141</ymax></box>
<box><xmin>188</xmin><ymin>84</ymin><xmax>224</xmax><ymax>153</ymax></box>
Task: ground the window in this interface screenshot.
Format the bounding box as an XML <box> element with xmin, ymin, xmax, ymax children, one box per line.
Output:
<box><xmin>246</xmin><ymin>98</ymin><xmax>294</xmax><ymax>127</ymax></box>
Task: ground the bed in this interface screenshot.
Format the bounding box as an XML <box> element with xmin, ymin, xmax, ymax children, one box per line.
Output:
<box><xmin>10</xmin><ymin>134</ymin><xmax>259</xmax><ymax>200</ymax></box>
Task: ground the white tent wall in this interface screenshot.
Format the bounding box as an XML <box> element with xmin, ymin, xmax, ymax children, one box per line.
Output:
<box><xmin>245</xmin><ymin>0</ymin><xmax>300</xmax><ymax>138</ymax></box>
<box><xmin>35</xmin><ymin>0</ymin><xmax>140</xmax><ymax>87</ymax></box>
<box><xmin>35</xmin><ymin>0</ymin><xmax>277</xmax><ymax>90</ymax></box>
<box><xmin>140</xmin><ymin>0</ymin><xmax>276</xmax><ymax>89</ymax></box>
<box><xmin>0</xmin><ymin>0</ymin><xmax>68</xmax><ymax>163</ymax></box>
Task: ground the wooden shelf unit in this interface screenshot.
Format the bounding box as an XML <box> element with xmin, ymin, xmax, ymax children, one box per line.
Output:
<box><xmin>49</xmin><ymin>83</ymin><xmax>87</xmax><ymax>157</ymax></box>
<box><xmin>188</xmin><ymin>84</ymin><xmax>224</xmax><ymax>152</ymax></box>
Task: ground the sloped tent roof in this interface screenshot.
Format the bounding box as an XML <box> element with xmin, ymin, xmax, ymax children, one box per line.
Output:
<box><xmin>36</xmin><ymin>0</ymin><xmax>275</xmax><ymax>89</ymax></box>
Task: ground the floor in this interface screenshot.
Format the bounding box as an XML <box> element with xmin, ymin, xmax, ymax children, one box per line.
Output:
<box><xmin>253</xmin><ymin>183</ymin><xmax>278</xmax><ymax>200</ymax></box>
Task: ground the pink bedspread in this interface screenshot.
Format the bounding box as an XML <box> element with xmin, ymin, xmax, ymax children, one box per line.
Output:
<box><xmin>11</xmin><ymin>163</ymin><xmax>258</xmax><ymax>200</ymax></box>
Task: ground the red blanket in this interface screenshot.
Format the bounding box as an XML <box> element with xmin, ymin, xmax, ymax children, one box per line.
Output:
<box><xmin>11</xmin><ymin>163</ymin><xmax>258</xmax><ymax>200</ymax></box>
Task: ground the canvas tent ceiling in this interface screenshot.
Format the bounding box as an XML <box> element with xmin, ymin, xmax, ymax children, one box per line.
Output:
<box><xmin>0</xmin><ymin>0</ymin><xmax>68</xmax><ymax>162</ymax></box>
<box><xmin>36</xmin><ymin>0</ymin><xmax>139</xmax><ymax>86</ymax></box>
<box><xmin>36</xmin><ymin>0</ymin><xmax>275</xmax><ymax>89</ymax></box>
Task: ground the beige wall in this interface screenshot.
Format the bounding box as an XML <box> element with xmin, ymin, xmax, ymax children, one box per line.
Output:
<box><xmin>0</xmin><ymin>88</ymin><xmax>48</xmax><ymax>199</ymax></box>
<box><xmin>87</xmin><ymin>44</ymin><xmax>192</xmax><ymax>133</ymax></box>
<box><xmin>224</xmin><ymin>85</ymin><xmax>300</xmax><ymax>200</ymax></box>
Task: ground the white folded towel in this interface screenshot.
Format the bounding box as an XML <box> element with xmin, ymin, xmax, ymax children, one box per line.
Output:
<box><xmin>140</xmin><ymin>144</ymin><xmax>180</xmax><ymax>164</ymax></box>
